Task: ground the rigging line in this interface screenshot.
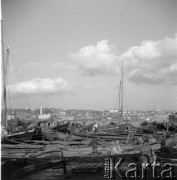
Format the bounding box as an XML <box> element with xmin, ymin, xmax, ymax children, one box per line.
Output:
<box><xmin>6</xmin><ymin>48</ymin><xmax>11</xmax><ymax>110</ymax></box>
<box><xmin>2</xmin><ymin>52</ymin><xmax>6</xmax><ymax>108</ymax></box>
<box><xmin>9</xmin><ymin>53</ymin><xmax>30</xmax><ymax>108</ymax></box>
<box><xmin>114</xmin><ymin>83</ymin><xmax>120</xmax><ymax>110</ymax></box>
<box><xmin>124</xmin><ymin>81</ymin><xmax>128</xmax><ymax>111</ymax></box>
<box><xmin>1</xmin><ymin>37</ymin><xmax>6</xmax><ymax>110</ymax></box>
<box><xmin>2</xmin><ymin>23</ymin><xmax>30</xmax><ymax>108</ymax></box>
<box><xmin>11</xmin><ymin>58</ymin><xmax>30</xmax><ymax>108</ymax></box>
<box><xmin>120</xmin><ymin>60</ymin><xmax>124</xmax><ymax>123</ymax></box>
<box><xmin>118</xmin><ymin>81</ymin><xmax>122</xmax><ymax>119</ymax></box>
<box><xmin>9</xmin><ymin>54</ymin><xmax>30</xmax><ymax>108</ymax></box>
<box><xmin>2</xmin><ymin>47</ymin><xmax>9</xmax><ymax>128</ymax></box>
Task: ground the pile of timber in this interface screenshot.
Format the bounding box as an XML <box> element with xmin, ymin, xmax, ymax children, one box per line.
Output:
<box><xmin>72</xmin><ymin>131</ymin><xmax>131</xmax><ymax>140</ymax></box>
<box><xmin>2</xmin><ymin>140</ymin><xmax>160</xmax><ymax>160</ymax></box>
<box><xmin>1</xmin><ymin>138</ymin><xmax>162</xmax><ymax>179</ymax></box>
<box><xmin>1</xmin><ymin>142</ymin><xmax>66</xmax><ymax>179</ymax></box>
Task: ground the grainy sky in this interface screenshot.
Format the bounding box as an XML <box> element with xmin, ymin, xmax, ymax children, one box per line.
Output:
<box><xmin>2</xmin><ymin>0</ymin><xmax>177</xmax><ymax>110</ymax></box>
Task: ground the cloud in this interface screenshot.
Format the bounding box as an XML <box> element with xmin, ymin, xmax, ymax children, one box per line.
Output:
<box><xmin>70</xmin><ymin>34</ymin><xmax>177</xmax><ymax>85</ymax></box>
<box><xmin>8</xmin><ymin>78</ymin><xmax>76</xmax><ymax>96</ymax></box>
<box><xmin>70</xmin><ymin>40</ymin><xmax>119</xmax><ymax>76</ymax></box>
<box><xmin>121</xmin><ymin>34</ymin><xmax>177</xmax><ymax>85</ymax></box>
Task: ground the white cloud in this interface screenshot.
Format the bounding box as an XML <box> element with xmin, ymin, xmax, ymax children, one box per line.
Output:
<box><xmin>69</xmin><ymin>34</ymin><xmax>177</xmax><ymax>85</ymax></box>
<box><xmin>9</xmin><ymin>78</ymin><xmax>75</xmax><ymax>95</ymax></box>
<box><xmin>70</xmin><ymin>40</ymin><xmax>119</xmax><ymax>76</ymax></box>
<box><xmin>122</xmin><ymin>34</ymin><xmax>177</xmax><ymax>85</ymax></box>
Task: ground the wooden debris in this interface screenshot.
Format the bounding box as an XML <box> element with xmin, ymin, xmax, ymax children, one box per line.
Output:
<box><xmin>72</xmin><ymin>163</ymin><xmax>103</xmax><ymax>173</ymax></box>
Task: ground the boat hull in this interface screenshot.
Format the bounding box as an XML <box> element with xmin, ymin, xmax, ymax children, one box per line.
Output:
<box><xmin>43</xmin><ymin>128</ymin><xmax>83</xmax><ymax>141</ymax></box>
<box><xmin>7</xmin><ymin>129</ymin><xmax>35</xmax><ymax>141</ymax></box>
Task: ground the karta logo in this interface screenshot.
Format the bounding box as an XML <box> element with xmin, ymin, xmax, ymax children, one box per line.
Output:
<box><xmin>104</xmin><ymin>158</ymin><xmax>176</xmax><ymax>179</ymax></box>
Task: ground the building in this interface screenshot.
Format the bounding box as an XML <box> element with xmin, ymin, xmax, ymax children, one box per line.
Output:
<box><xmin>108</xmin><ymin>109</ymin><xmax>118</xmax><ymax>113</ymax></box>
<box><xmin>38</xmin><ymin>106</ymin><xmax>51</xmax><ymax>120</ymax></box>
<box><xmin>7</xmin><ymin>115</ymin><xmax>15</xmax><ymax>120</ymax></box>
<box><xmin>39</xmin><ymin>113</ymin><xmax>51</xmax><ymax>120</ymax></box>
<box><xmin>169</xmin><ymin>113</ymin><xmax>177</xmax><ymax>126</ymax></box>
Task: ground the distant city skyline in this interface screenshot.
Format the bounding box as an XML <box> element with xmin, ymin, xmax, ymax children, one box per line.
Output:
<box><xmin>3</xmin><ymin>106</ymin><xmax>176</xmax><ymax>112</ymax></box>
<box><xmin>2</xmin><ymin>0</ymin><xmax>177</xmax><ymax>111</ymax></box>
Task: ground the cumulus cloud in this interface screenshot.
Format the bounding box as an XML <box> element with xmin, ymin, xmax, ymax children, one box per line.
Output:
<box><xmin>8</xmin><ymin>78</ymin><xmax>75</xmax><ymax>96</ymax></box>
<box><xmin>121</xmin><ymin>34</ymin><xmax>177</xmax><ymax>85</ymax></box>
<box><xmin>69</xmin><ymin>34</ymin><xmax>177</xmax><ymax>85</ymax></box>
<box><xmin>70</xmin><ymin>40</ymin><xmax>119</xmax><ymax>76</ymax></box>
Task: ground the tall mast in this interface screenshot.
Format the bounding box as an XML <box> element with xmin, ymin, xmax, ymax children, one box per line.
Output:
<box><xmin>120</xmin><ymin>60</ymin><xmax>124</xmax><ymax>123</ymax></box>
<box><xmin>1</xmin><ymin>20</ymin><xmax>9</xmax><ymax>129</ymax></box>
<box><xmin>118</xmin><ymin>81</ymin><xmax>121</xmax><ymax>125</ymax></box>
<box><xmin>3</xmin><ymin>48</ymin><xmax>9</xmax><ymax>129</ymax></box>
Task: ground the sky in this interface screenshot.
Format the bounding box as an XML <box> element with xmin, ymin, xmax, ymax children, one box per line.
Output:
<box><xmin>1</xmin><ymin>0</ymin><xmax>177</xmax><ymax>110</ymax></box>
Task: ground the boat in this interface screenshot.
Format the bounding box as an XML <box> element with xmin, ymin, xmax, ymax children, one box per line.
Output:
<box><xmin>43</xmin><ymin>127</ymin><xmax>84</xmax><ymax>141</ymax></box>
<box><xmin>6</xmin><ymin>129</ymin><xmax>35</xmax><ymax>141</ymax></box>
<box><xmin>70</xmin><ymin>60</ymin><xmax>143</xmax><ymax>143</ymax></box>
<box><xmin>30</xmin><ymin>120</ymin><xmax>83</xmax><ymax>141</ymax></box>
<box><xmin>51</xmin><ymin>122</ymin><xmax>70</xmax><ymax>133</ymax></box>
<box><xmin>1</xmin><ymin>25</ymin><xmax>35</xmax><ymax>142</ymax></box>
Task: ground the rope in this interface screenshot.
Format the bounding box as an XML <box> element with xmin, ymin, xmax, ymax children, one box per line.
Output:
<box><xmin>6</xmin><ymin>48</ymin><xmax>11</xmax><ymax>110</ymax></box>
<box><xmin>2</xmin><ymin>23</ymin><xmax>31</xmax><ymax>108</ymax></box>
<box><xmin>114</xmin><ymin>84</ymin><xmax>119</xmax><ymax>110</ymax></box>
<box><xmin>9</xmin><ymin>52</ymin><xmax>30</xmax><ymax>108</ymax></box>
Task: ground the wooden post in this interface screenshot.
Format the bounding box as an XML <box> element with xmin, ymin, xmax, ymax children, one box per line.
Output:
<box><xmin>167</xmin><ymin>122</ymin><xmax>169</xmax><ymax>132</ymax></box>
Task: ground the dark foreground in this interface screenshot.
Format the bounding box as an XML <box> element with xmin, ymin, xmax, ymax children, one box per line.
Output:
<box><xmin>3</xmin><ymin>159</ymin><xmax>177</xmax><ymax>180</ymax></box>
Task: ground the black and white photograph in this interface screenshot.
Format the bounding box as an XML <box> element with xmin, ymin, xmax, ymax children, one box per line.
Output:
<box><xmin>1</xmin><ymin>0</ymin><xmax>177</xmax><ymax>179</ymax></box>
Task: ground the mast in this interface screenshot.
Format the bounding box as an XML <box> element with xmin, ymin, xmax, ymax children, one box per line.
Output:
<box><xmin>118</xmin><ymin>81</ymin><xmax>121</xmax><ymax>125</ymax></box>
<box><xmin>1</xmin><ymin>20</ymin><xmax>6</xmax><ymax>128</ymax></box>
<box><xmin>2</xmin><ymin>20</ymin><xmax>9</xmax><ymax>129</ymax></box>
<box><xmin>3</xmin><ymin>48</ymin><xmax>9</xmax><ymax>129</ymax></box>
<box><xmin>120</xmin><ymin>59</ymin><xmax>124</xmax><ymax>123</ymax></box>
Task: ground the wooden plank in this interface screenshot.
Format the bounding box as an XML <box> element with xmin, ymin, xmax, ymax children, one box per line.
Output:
<box><xmin>2</xmin><ymin>144</ymin><xmax>45</xmax><ymax>149</ymax></box>
<box><xmin>94</xmin><ymin>163</ymin><xmax>103</xmax><ymax>168</ymax></box>
<box><xmin>90</xmin><ymin>163</ymin><xmax>102</xmax><ymax>168</ymax></box>
<box><xmin>72</xmin><ymin>163</ymin><xmax>102</xmax><ymax>173</ymax></box>
<box><xmin>78</xmin><ymin>163</ymin><xmax>91</xmax><ymax>169</ymax></box>
<box><xmin>72</xmin><ymin>163</ymin><xmax>102</xmax><ymax>169</ymax></box>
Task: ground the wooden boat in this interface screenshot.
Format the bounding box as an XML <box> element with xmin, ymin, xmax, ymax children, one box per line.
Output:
<box><xmin>1</xmin><ymin>40</ymin><xmax>35</xmax><ymax>142</ymax></box>
<box><xmin>6</xmin><ymin>129</ymin><xmax>35</xmax><ymax>141</ymax></box>
<box><xmin>101</xmin><ymin>123</ymin><xmax>143</xmax><ymax>136</ymax></box>
<box><xmin>71</xmin><ymin>122</ymin><xmax>143</xmax><ymax>142</ymax></box>
<box><xmin>29</xmin><ymin>121</ymin><xmax>74</xmax><ymax>141</ymax></box>
<box><xmin>43</xmin><ymin>127</ymin><xmax>84</xmax><ymax>141</ymax></box>
<box><xmin>51</xmin><ymin>122</ymin><xmax>70</xmax><ymax>133</ymax></box>
<box><xmin>72</xmin><ymin>131</ymin><xmax>131</xmax><ymax>141</ymax></box>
